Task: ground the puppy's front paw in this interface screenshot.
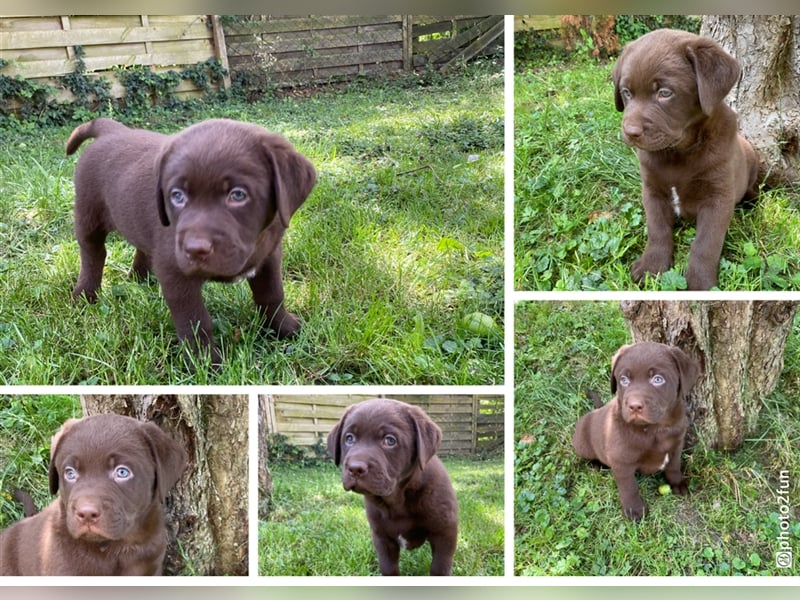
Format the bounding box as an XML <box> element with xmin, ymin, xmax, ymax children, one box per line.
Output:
<box><xmin>631</xmin><ymin>250</ymin><xmax>672</xmax><ymax>283</ymax></box>
<box><xmin>268</xmin><ymin>309</ymin><xmax>301</xmax><ymax>339</ymax></box>
<box><xmin>622</xmin><ymin>499</ymin><xmax>646</xmax><ymax>521</ymax></box>
<box><xmin>670</xmin><ymin>478</ymin><xmax>689</xmax><ymax>495</ymax></box>
<box><xmin>685</xmin><ymin>264</ymin><xmax>717</xmax><ymax>291</ymax></box>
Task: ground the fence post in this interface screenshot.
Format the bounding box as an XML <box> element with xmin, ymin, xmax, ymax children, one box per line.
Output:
<box><xmin>211</xmin><ymin>14</ymin><xmax>232</xmax><ymax>90</ymax></box>
<box><xmin>402</xmin><ymin>15</ymin><xmax>413</xmax><ymax>71</ymax></box>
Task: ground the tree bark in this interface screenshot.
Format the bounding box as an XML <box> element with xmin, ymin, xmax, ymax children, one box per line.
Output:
<box><xmin>619</xmin><ymin>301</ymin><xmax>797</xmax><ymax>450</ymax></box>
<box><xmin>80</xmin><ymin>394</ymin><xmax>249</xmax><ymax>575</ymax></box>
<box><xmin>702</xmin><ymin>15</ymin><xmax>800</xmax><ymax>183</ymax></box>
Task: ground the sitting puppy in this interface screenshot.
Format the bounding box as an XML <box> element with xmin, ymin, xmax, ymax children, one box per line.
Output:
<box><xmin>572</xmin><ymin>342</ymin><xmax>701</xmax><ymax>520</ymax></box>
<box><xmin>612</xmin><ymin>29</ymin><xmax>760</xmax><ymax>290</ymax></box>
<box><xmin>66</xmin><ymin>118</ymin><xmax>316</xmax><ymax>365</ymax></box>
<box><xmin>0</xmin><ymin>414</ymin><xmax>187</xmax><ymax>575</ymax></box>
<box><xmin>327</xmin><ymin>398</ymin><xmax>458</xmax><ymax>575</ymax></box>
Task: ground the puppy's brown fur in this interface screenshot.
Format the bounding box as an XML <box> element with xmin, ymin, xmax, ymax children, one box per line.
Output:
<box><xmin>612</xmin><ymin>29</ymin><xmax>759</xmax><ymax>290</ymax></box>
<box><xmin>0</xmin><ymin>414</ymin><xmax>187</xmax><ymax>575</ymax></box>
<box><xmin>573</xmin><ymin>342</ymin><xmax>701</xmax><ymax>520</ymax></box>
<box><xmin>66</xmin><ymin>118</ymin><xmax>316</xmax><ymax>365</ymax></box>
<box><xmin>327</xmin><ymin>398</ymin><xmax>458</xmax><ymax>575</ymax></box>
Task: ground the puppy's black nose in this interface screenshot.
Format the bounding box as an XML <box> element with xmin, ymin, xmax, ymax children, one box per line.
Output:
<box><xmin>346</xmin><ymin>460</ymin><xmax>368</xmax><ymax>477</ymax></box>
<box><xmin>75</xmin><ymin>502</ymin><xmax>101</xmax><ymax>524</ymax></box>
<box><xmin>627</xmin><ymin>398</ymin><xmax>644</xmax><ymax>413</ymax></box>
<box><xmin>183</xmin><ymin>236</ymin><xmax>214</xmax><ymax>258</ymax></box>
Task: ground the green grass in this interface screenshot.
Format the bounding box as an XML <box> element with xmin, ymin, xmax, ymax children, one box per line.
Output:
<box><xmin>0</xmin><ymin>62</ymin><xmax>503</xmax><ymax>384</ymax></box>
<box><xmin>514</xmin><ymin>61</ymin><xmax>800</xmax><ymax>291</ymax></box>
<box><xmin>514</xmin><ymin>301</ymin><xmax>800</xmax><ymax>575</ymax></box>
<box><xmin>260</xmin><ymin>456</ymin><xmax>504</xmax><ymax>576</ymax></box>
<box><xmin>0</xmin><ymin>396</ymin><xmax>81</xmax><ymax>528</ymax></box>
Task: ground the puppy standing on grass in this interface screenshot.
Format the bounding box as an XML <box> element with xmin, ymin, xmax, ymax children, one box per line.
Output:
<box><xmin>66</xmin><ymin>118</ymin><xmax>316</xmax><ymax>366</ymax></box>
<box><xmin>572</xmin><ymin>342</ymin><xmax>701</xmax><ymax>521</ymax></box>
<box><xmin>612</xmin><ymin>29</ymin><xmax>760</xmax><ymax>290</ymax></box>
<box><xmin>327</xmin><ymin>398</ymin><xmax>459</xmax><ymax>576</ymax></box>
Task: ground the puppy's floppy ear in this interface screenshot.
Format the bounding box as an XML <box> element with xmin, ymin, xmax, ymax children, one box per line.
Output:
<box><xmin>611</xmin><ymin>49</ymin><xmax>628</xmax><ymax>112</ymax></box>
<box><xmin>139</xmin><ymin>422</ymin><xmax>188</xmax><ymax>503</ymax></box>
<box><xmin>327</xmin><ymin>405</ymin><xmax>353</xmax><ymax>466</ymax></box>
<box><xmin>48</xmin><ymin>418</ymin><xmax>82</xmax><ymax>495</ymax></box>
<box><xmin>408</xmin><ymin>405</ymin><xmax>442</xmax><ymax>469</ymax></box>
<box><xmin>262</xmin><ymin>134</ymin><xmax>316</xmax><ymax>229</ymax></box>
<box><xmin>668</xmin><ymin>346</ymin><xmax>702</xmax><ymax>399</ymax></box>
<box><xmin>156</xmin><ymin>147</ymin><xmax>171</xmax><ymax>227</ymax></box>
<box><xmin>685</xmin><ymin>38</ymin><xmax>741</xmax><ymax>115</ymax></box>
<box><xmin>610</xmin><ymin>344</ymin><xmax>633</xmax><ymax>394</ymax></box>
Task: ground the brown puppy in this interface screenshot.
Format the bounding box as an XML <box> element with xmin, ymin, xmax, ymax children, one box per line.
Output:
<box><xmin>572</xmin><ymin>342</ymin><xmax>701</xmax><ymax>520</ymax></box>
<box><xmin>612</xmin><ymin>29</ymin><xmax>759</xmax><ymax>290</ymax></box>
<box><xmin>0</xmin><ymin>414</ymin><xmax>187</xmax><ymax>575</ymax></box>
<box><xmin>66</xmin><ymin>118</ymin><xmax>316</xmax><ymax>365</ymax></box>
<box><xmin>327</xmin><ymin>398</ymin><xmax>458</xmax><ymax>576</ymax></box>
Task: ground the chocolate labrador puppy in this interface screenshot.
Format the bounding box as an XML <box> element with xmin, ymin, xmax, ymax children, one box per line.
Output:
<box><xmin>613</xmin><ymin>29</ymin><xmax>760</xmax><ymax>290</ymax></box>
<box><xmin>572</xmin><ymin>342</ymin><xmax>701</xmax><ymax>520</ymax></box>
<box><xmin>327</xmin><ymin>398</ymin><xmax>458</xmax><ymax>575</ymax></box>
<box><xmin>66</xmin><ymin>118</ymin><xmax>316</xmax><ymax>365</ymax></box>
<box><xmin>0</xmin><ymin>414</ymin><xmax>187</xmax><ymax>575</ymax></box>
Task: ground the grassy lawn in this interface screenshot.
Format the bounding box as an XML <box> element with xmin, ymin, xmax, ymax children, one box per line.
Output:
<box><xmin>0</xmin><ymin>61</ymin><xmax>503</xmax><ymax>384</ymax></box>
<box><xmin>514</xmin><ymin>301</ymin><xmax>800</xmax><ymax>575</ymax></box>
<box><xmin>514</xmin><ymin>60</ymin><xmax>800</xmax><ymax>291</ymax></box>
<box><xmin>0</xmin><ymin>396</ymin><xmax>81</xmax><ymax>529</ymax></box>
<box><xmin>260</xmin><ymin>456</ymin><xmax>504</xmax><ymax>576</ymax></box>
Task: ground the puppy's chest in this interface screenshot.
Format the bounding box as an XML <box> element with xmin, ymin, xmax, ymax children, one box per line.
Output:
<box><xmin>636</xmin><ymin>427</ymin><xmax>682</xmax><ymax>472</ymax></box>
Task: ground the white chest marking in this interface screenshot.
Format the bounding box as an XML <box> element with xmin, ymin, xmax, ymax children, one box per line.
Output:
<box><xmin>398</xmin><ymin>534</ymin><xmax>409</xmax><ymax>549</ymax></box>
<box><xmin>671</xmin><ymin>186</ymin><xmax>681</xmax><ymax>217</ymax></box>
<box><xmin>659</xmin><ymin>452</ymin><xmax>670</xmax><ymax>470</ymax></box>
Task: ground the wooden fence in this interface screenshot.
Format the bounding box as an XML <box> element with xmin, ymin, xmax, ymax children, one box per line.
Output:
<box><xmin>0</xmin><ymin>15</ymin><xmax>503</xmax><ymax>104</ymax></box>
<box><xmin>263</xmin><ymin>394</ymin><xmax>504</xmax><ymax>456</ymax></box>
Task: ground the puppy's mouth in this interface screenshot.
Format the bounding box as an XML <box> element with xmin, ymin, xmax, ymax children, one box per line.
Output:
<box><xmin>342</xmin><ymin>473</ymin><xmax>396</xmax><ymax>497</ymax></box>
<box><xmin>69</xmin><ymin>523</ymin><xmax>116</xmax><ymax>542</ymax></box>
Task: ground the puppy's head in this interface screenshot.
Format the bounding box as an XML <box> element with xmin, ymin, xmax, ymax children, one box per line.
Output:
<box><xmin>156</xmin><ymin>119</ymin><xmax>316</xmax><ymax>279</ymax></box>
<box><xmin>49</xmin><ymin>415</ymin><xmax>187</xmax><ymax>542</ymax></box>
<box><xmin>612</xmin><ymin>29</ymin><xmax>741</xmax><ymax>152</ymax></box>
<box><xmin>610</xmin><ymin>342</ymin><xmax>701</xmax><ymax>426</ymax></box>
<box><xmin>326</xmin><ymin>398</ymin><xmax>442</xmax><ymax>497</ymax></box>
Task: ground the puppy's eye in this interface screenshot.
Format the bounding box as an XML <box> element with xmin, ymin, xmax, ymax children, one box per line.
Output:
<box><xmin>170</xmin><ymin>188</ymin><xmax>188</xmax><ymax>208</ymax></box>
<box><xmin>657</xmin><ymin>88</ymin><xmax>673</xmax><ymax>99</ymax></box>
<box><xmin>618</xmin><ymin>375</ymin><xmax>631</xmax><ymax>387</ymax></box>
<box><xmin>651</xmin><ymin>374</ymin><xmax>666</xmax><ymax>386</ymax></box>
<box><xmin>63</xmin><ymin>466</ymin><xmax>78</xmax><ymax>482</ymax></box>
<box><xmin>383</xmin><ymin>435</ymin><xmax>397</xmax><ymax>448</ymax></box>
<box><xmin>620</xmin><ymin>87</ymin><xmax>632</xmax><ymax>101</ymax></box>
<box><xmin>113</xmin><ymin>465</ymin><xmax>133</xmax><ymax>481</ymax></box>
<box><xmin>344</xmin><ymin>433</ymin><xmax>356</xmax><ymax>446</ymax></box>
<box><xmin>228</xmin><ymin>187</ymin><xmax>249</xmax><ymax>206</ymax></box>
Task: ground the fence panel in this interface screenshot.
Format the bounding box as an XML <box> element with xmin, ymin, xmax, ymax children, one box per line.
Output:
<box><xmin>265</xmin><ymin>394</ymin><xmax>504</xmax><ymax>456</ymax></box>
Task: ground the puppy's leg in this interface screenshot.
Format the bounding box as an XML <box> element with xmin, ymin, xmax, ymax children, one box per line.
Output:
<box><xmin>612</xmin><ymin>465</ymin><xmax>645</xmax><ymax>521</ymax></box>
<box><xmin>248</xmin><ymin>246</ymin><xmax>301</xmax><ymax>338</ymax></box>
<box><xmin>664</xmin><ymin>445</ymin><xmax>688</xmax><ymax>495</ymax></box>
<box><xmin>73</xmin><ymin>226</ymin><xmax>107</xmax><ymax>303</ymax></box>
<box><xmin>372</xmin><ymin>533</ymin><xmax>401</xmax><ymax>576</ymax></box>
<box><xmin>632</xmin><ymin>187</ymin><xmax>675</xmax><ymax>284</ymax></box>
<box><xmin>685</xmin><ymin>203</ymin><xmax>734</xmax><ymax>290</ymax></box>
<box><xmin>158</xmin><ymin>273</ymin><xmax>221</xmax><ymax>366</ymax></box>
<box><xmin>429</xmin><ymin>533</ymin><xmax>456</xmax><ymax>576</ymax></box>
<box><xmin>130</xmin><ymin>249</ymin><xmax>152</xmax><ymax>281</ymax></box>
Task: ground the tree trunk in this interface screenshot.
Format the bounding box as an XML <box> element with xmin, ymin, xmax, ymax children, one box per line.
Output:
<box><xmin>258</xmin><ymin>394</ymin><xmax>273</xmax><ymax>520</ymax></box>
<box><xmin>619</xmin><ymin>301</ymin><xmax>797</xmax><ymax>450</ymax></box>
<box><xmin>702</xmin><ymin>15</ymin><xmax>800</xmax><ymax>183</ymax></box>
<box><xmin>80</xmin><ymin>394</ymin><xmax>249</xmax><ymax>575</ymax></box>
